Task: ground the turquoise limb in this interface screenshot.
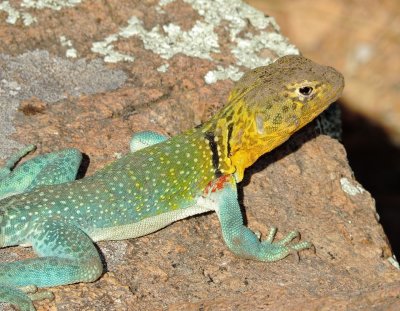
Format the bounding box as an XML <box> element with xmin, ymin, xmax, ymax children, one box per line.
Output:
<box><xmin>216</xmin><ymin>181</ymin><xmax>311</xmax><ymax>262</ymax></box>
<box><xmin>129</xmin><ymin>131</ymin><xmax>168</xmax><ymax>152</ymax></box>
<box><xmin>0</xmin><ymin>286</ymin><xmax>35</xmax><ymax>311</ymax></box>
<box><xmin>0</xmin><ymin>285</ymin><xmax>52</xmax><ymax>311</ymax></box>
<box><xmin>0</xmin><ymin>219</ymin><xmax>103</xmax><ymax>309</ymax></box>
<box><xmin>0</xmin><ymin>147</ymin><xmax>82</xmax><ymax>200</ymax></box>
<box><xmin>0</xmin><ymin>144</ymin><xmax>36</xmax><ymax>179</ymax></box>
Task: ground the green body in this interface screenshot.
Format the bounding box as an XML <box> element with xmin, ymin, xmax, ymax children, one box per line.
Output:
<box><xmin>1</xmin><ymin>130</ymin><xmax>214</xmax><ymax>247</ymax></box>
<box><xmin>0</xmin><ymin>55</ymin><xmax>344</xmax><ymax>310</ymax></box>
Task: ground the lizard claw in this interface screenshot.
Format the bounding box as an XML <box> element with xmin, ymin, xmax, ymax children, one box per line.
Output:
<box><xmin>19</xmin><ymin>285</ymin><xmax>54</xmax><ymax>302</ymax></box>
<box><xmin>254</xmin><ymin>230</ymin><xmax>262</xmax><ymax>240</ymax></box>
<box><xmin>259</xmin><ymin>227</ymin><xmax>312</xmax><ymax>262</ymax></box>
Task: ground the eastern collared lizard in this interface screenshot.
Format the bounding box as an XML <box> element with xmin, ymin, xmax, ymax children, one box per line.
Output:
<box><xmin>0</xmin><ymin>55</ymin><xmax>344</xmax><ymax>310</ymax></box>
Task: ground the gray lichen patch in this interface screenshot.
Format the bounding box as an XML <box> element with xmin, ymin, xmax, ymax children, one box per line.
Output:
<box><xmin>157</xmin><ymin>63</ymin><xmax>169</xmax><ymax>73</ymax></box>
<box><xmin>21</xmin><ymin>0</ymin><xmax>82</xmax><ymax>11</ymax></box>
<box><xmin>92</xmin><ymin>16</ymin><xmax>220</xmax><ymax>63</ymax></box>
<box><xmin>0</xmin><ymin>0</ymin><xmax>81</xmax><ymax>26</ymax></box>
<box><xmin>90</xmin><ymin>0</ymin><xmax>298</xmax><ymax>83</ymax></box>
<box><xmin>204</xmin><ymin>65</ymin><xmax>243</xmax><ymax>84</ymax></box>
<box><xmin>0</xmin><ymin>50</ymin><xmax>127</xmax><ymax>159</ymax></box>
<box><xmin>91</xmin><ymin>34</ymin><xmax>135</xmax><ymax>64</ymax></box>
<box><xmin>60</xmin><ymin>36</ymin><xmax>78</xmax><ymax>58</ymax></box>
<box><xmin>232</xmin><ymin>32</ymin><xmax>299</xmax><ymax>69</ymax></box>
<box><xmin>182</xmin><ymin>0</ymin><xmax>299</xmax><ymax>80</ymax></box>
<box><xmin>183</xmin><ymin>0</ymin><xmax>276</xmax><ymax>39</ymax></box>
<box><xmin>1</xmin><ymin>0</ymin><xmax>297</xmax><ymax>85</ymax></box>
<box><xmin>0</xmin><ymin>1</ymin><xmax>36</xmax><ymax>25</ymax></box>
<box><xmin>1</xmin><ymin>50</ymin><xmax>127</xmax><ymax>102</ymax></box>
<box><xmin>340</xmin><ymin>177</ymin><xmax>365</xmax><ymax>196</ymax></box>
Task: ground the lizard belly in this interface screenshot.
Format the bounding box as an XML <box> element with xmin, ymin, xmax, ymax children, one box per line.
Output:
<box><xmin>88</xmin><ymin>196</ymin><xmax>217</xmax><ymax>242</ymax></box>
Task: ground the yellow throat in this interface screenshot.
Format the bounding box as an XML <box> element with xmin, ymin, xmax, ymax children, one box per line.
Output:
<box><xmin>200</xmin><ymin>55</ymin><xmax>344</xmax><ymax>182</ymax></box>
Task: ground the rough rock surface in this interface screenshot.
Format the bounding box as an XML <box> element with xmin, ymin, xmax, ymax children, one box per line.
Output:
<box><xmin>0</xmin><ymin>0</ymin><xmax>398</xmax><ymax>310</ymax></box>
<box><xmin>247</xmin><ymin>0</ymin><xmax>400</xmax><ymax>269</ymax></box>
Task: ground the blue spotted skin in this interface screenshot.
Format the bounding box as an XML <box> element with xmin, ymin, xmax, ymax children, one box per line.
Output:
<box><xmin>0</xmin><ymin>55</ymin><xmax>345</xmax><ymax>310</ymax></box>
<box><xmin>0</xmin><ymin>145</ymin><xmax>82</xmax><ymax>201</ymax></box>
<box><xmin>0</xmin><ymin>130</ymin><xmax>218</xmax><ymax>310</ymax></box>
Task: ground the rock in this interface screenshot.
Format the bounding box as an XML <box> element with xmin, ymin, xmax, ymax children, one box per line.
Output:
<box><xmin>247</xmin><ymin>0</ymin><xmax>400</xmax><ymax>280</ymax></box>
<box><xmin>0</xmin><ymin>0</ymin><xmax>398</xmax><ymax>310</ymax></box>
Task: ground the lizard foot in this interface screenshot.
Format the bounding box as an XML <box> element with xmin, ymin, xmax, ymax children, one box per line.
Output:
<box><xmin>21</xmin><ymin>285</ymin><xmax>55</xmax><ymax>302</ymax></box>
<box><xmin>259</xmin><ymin>227</ymin><xmax>312</xmax><ymax>262</ymax></box>
<box><xmin>0</xmin><ymin>285</ymin><xmax>54</xmax><ymax>311</ymax></box>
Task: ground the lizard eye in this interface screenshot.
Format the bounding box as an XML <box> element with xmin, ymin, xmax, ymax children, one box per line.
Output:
<box><xmin>298</xmin><ymin>86</ymin><xmax>313</xmax><ymax>96</ymax></box>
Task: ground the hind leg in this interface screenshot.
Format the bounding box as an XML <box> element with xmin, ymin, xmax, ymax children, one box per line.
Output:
<box><xmin>0</xmin><ymin>146</ymin><xmax>82</xmax><ymax>200</ymax></box>
<box><xmin>0</xmin><ymin>219</ymin><xmax>103</xmax><ymax>310</ymax></box>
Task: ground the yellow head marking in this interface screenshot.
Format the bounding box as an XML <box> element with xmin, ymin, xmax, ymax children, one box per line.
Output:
<box><xmin>200</xmin><ymin>55</ymin><xmax>344</xmax><ymax>181</ymax></box>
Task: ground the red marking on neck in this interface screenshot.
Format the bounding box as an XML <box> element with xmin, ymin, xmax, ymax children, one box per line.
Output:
<box><xmin>204</xmin><ymin>175</ymin><xmax>230</xmax><ymax>194</ymax></box>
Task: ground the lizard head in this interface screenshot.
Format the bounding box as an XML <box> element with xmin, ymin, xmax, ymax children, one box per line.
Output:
<box><xmin>202</xmin><ymin>55</ymin><xmax>344</xmax><ymax>181</ymax></box>
<box><xmin>242</xmin><ymin>55</ymin><xmax>345</xmax><ymax>138</ymax></box>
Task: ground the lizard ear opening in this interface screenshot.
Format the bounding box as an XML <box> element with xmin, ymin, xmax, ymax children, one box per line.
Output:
<box><xmin>299</xmin><ymin>86</ymin><xmax>313</xmax><ymax>96</ymax></box>
<box><xmin>255</xmin><ymin>114</ymin><xmax>265</xmax><ymax>134</ymax></box>
<box><xmin>296</xmin><ymin>84</ymin><xmax>315</xmax><ymax>101</ymax></box>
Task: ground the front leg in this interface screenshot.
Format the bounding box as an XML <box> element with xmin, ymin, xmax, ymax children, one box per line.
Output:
<box><xmin>214</xmin><ymin>178</ymin><xmax>311</xmax><ymax>261</ymax></box>
<box><xmin>129</xmin><ymin>131</ymin><xmax>168</xmax><ymax>152</ymax></box>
